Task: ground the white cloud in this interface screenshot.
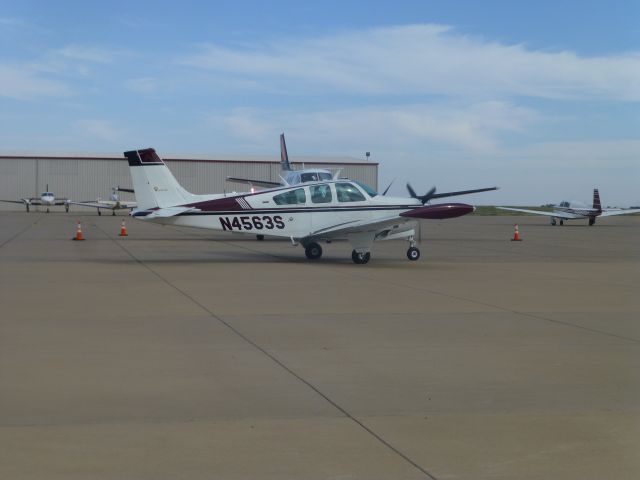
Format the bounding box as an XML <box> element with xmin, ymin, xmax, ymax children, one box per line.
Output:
<box><xmin>0</xmin><ymin>65</ymin><xmax>69</xmax><ymax>99</ymax></box>
<box><xmin>207</xmin><ymin>101</ymin><xmax>538</xmax><ymax>154</ymax></box>
<box><xmin>180</xmin><ymin>24</ymin><xmax>640</xmax><ymax>101</ymax></box>
<box><xmin>74</xmin><ymin>119</ymin><xmax>126</xmax><ymax>143</ymax></box>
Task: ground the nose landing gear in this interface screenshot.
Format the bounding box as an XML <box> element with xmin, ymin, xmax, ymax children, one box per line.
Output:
<box><xmin>406</xmin><ymin>235</ymin><xmax>421</xmax><ymax>261</ymax></box>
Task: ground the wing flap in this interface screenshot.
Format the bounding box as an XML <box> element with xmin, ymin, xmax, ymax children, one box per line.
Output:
<box><xmin>496</xmin><ymin>207</ymin><xmax>580</xmax><ymax>219</ymax></box>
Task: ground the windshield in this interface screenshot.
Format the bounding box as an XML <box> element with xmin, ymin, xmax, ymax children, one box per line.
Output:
<box><xmin>353</xmin><ymin>181</ymin><xmax>377</xmax><ymax>197</ymax></box>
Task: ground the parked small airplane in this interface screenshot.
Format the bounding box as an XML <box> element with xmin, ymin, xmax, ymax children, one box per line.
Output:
<box><xmin>497</xmin><ymin>189</ymin><xmax>640</xmax><ymax>225</ymax></box>
<box><xmin>68</xmin><ymin>188</ymin><xmax>137</xmax><ymax>215</ymax></box>
<box><xmin>0</xmin><ymin>184</ymin><xmax>69</xmax><ymax>212</ymax></box>
<box><xmin>226</xmin><ymin>133</ymin><xmax>336</xmax><ymax>189</ymax></box>
<box><xmin>125</xmin><ymin>148</ymin><xmax>497</xmax><ymax>263</ymax></box>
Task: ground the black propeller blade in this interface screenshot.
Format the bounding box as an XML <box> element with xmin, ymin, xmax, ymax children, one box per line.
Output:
<box><xmin>407</xmin><ymin>183</ymin><xmax>437</xmax><ymax>204</ymax></box>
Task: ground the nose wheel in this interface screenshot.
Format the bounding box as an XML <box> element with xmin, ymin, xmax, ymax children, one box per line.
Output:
<box><xmin>407</xmin><ymin>246</ymin><xmax>421</xmax><ymax>261</ymax></box>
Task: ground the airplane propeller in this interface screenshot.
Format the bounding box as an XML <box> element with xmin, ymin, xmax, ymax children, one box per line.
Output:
<box><xmin>407</xmin><ymin>183</ymin><xmax>437</xmax><ymax>204</ymax></box>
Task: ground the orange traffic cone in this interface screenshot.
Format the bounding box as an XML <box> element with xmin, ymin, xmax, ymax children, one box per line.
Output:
<box><xmin>72</xmin><ymin>221</ymin><xmax>85</xmax><ymax>241</ymax></box>
<box><xmin>119</xmin><ymin>219</ymin><xmax>128</xmax><ymax>237</ymax></box>
<box><xmin>511</xmin><ymin>224</ymin><xmax>522</xmax><ymax>241</ymax></box>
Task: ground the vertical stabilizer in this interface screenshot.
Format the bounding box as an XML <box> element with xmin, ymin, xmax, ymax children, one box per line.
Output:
<box><xmin>124</xmin><ymin>148</ymin><xmax>193</xmax><ymax>210</ymax></box>
<box><xmin>592</xmin><ymin>188</ymin><xmax>602</xmax><ymax>213</ymax></box>
<box><xmin>280</xmin><ymin>133</ymin><xmax>291</xmax><ymax>171</ymax></box>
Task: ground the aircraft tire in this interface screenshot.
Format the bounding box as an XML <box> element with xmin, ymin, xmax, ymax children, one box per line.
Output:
<box><xmin>589</xmin><ymin>218</ymin><xmax>595</xmax><ymax>226</ymax></box>
<box><xmin>560</xmin><ymin>220</ymin><xmax>564</xmax><ymax>226</ymax></box>
<box><xmin>65</xmin><ymin>205</ymin><xmax>69</xmax><ymax>213</ymax></box>
<box><xmin>351</xmin><ymin>250</ymin><xmax>370</xmax><ymax>264</ymax></box>
<box><xmin>551</xmin><ymin>219</ymin><xmax>556</xmax><ymax>226</ymax></box>
<box><xmin>305</xmin><ymin>242</ymin><xmax>322</xmax><ymax>260</ymax></box>
<box><xmin>256</xmin><ymin>234</ymin><xmax>265</xmax><ymax>241</ymax></box>
<box><xmin>112</xmin><ymin>211</ymin><xmax>116</xmax><ymax>216</ymax></box>
<box><xmin>26</xmin><ymin>205</ymin><xmax>29</xmax><ymax>212</ymax></box>
<box><xmin>407</xmin><ymin>247</ymin><xmax>420</xmax><ymax>261</ymax></box>
<box><xmin>98</xmin><ymin>210</ymin><xmax>101</xmax><ymax>216</ymax></box>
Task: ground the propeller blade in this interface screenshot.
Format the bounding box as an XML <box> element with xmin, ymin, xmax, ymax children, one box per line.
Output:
<box><xmin>407</xmin><ymin>184</ymin><xmax>437</xmax><ymax>204</ymax></box>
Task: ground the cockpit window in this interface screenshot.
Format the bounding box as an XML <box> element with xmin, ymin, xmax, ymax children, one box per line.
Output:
<box><xmin>336</xmin><ymin>183</ymin><xmax>366</xmax><ymax>202</ymax></box>
<box><xmin>273</xmin><ymin>188</ymin><xmax>306</xmax><ymax>205</ymax></box>
<box><xmin>310</xmin><ymin>184</ymin><xmax>332</xmax><ymax>203</ymax></box>
<box><xmin>352</xmin><ymin>181</ymin><xmax>377</xmax><ymax>197</ymax></box>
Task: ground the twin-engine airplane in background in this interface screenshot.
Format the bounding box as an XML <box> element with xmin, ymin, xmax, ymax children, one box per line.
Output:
<box><xmin>497</xmin><ymin>189</ymin><xmax>640</xmax><ymax>226</ymax></box>
<box><xmin>1</xmin><ymin>185</ymin><xmax>69</xmax><ymax>212</ymax></box>
<box><xmin>68</xmin><ymin>188</ymin><xmax>137</xmax><ymax>215</ymax></box>
<box><xmin>226</xmin><ymin>133</ymin><xmax>337</xmax><ymax>189</ymax></box>
<box><xmin>125</xmin><ymin>148</ymin><xmax>497</xmax><ymax>264</ymax></box>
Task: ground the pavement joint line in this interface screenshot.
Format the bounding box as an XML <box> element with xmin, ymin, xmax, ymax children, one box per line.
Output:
<box><xmin>0</xmin><ymin>214</ymin><xmax>45</xmax><ymax>249</ymax></box>
<box><xmin>168</xmin><ymin>227</ymin><xmax>640</xmax><ymax>344</ymax></box>
<box><xmin>95</xmin><ymin>223</ymin><xmax>440</xmax><ymax>480</ymax></box>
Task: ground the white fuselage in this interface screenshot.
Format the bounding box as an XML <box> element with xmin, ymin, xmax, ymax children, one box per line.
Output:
<box><xmin>135</xmin><ymin>181</ymin><xmax>420</xmax><ymax>241</ymax></box>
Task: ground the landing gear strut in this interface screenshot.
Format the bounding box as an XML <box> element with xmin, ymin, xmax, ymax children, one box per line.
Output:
<box><xmin>588</xmin><ymin>218</ymin><xmax>595</xmax><ymax>226</ymax></box>
<box><xmin>551</xmin><ymin>218</ymin><xmax>557</xmax><ymax>226</ymax></box>
<box><xmin>351</xmin><ymin>250</ymin><xmax>371</xmax><ymax>264</ymax></box>
<box><xmin>304</xmin><ymin>242</ymin><xmax>323</xmax><ymax>260</ymax></box>
<box><xmin>406</xmin><ymin>235</ymin><xmax>421</xmax><ymax>261</ymax></box>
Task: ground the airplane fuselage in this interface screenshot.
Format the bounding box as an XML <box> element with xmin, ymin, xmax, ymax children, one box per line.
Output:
<box><xmin>132</xmin><ymin>181</ymin><xmax>469</xmax><ymax>242</ymax></box>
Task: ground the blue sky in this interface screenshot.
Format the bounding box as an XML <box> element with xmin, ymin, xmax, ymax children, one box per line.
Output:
<box><xmin>1</xmin><ymin>0</ymin><xmax>638</xmax><ymax>204</ymax></box>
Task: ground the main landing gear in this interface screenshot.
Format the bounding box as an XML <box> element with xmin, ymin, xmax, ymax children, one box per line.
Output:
<box><xmin>304</xmin><ymin>242</ymin><xmax>323</xmax><ymax>260</ymax></box>
<box><xmin>351</xmin><ymin>250</ymin><xmax>371</xmax><ymax>264</ymax></box>
<box><xmin>551</xmin><ymin>218</ymin><xmax>564</xmax><ymax>226</ymax></box>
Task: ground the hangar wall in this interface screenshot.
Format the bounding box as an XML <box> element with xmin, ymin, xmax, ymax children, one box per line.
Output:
<box><xmin>0</xmin><ymin>154</ymin><xmax>378</xmax><ymax>211</ymax></box>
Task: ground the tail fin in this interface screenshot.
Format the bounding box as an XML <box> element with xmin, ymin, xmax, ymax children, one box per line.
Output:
<box><xmin>592</xmin><ymin>188</ymin><xmax>602</xmax><ymax>213</ymax></box>
<box><xmin>124</xmin><ymin>148</ymin><xmax>193</xmax><ymax>210</ymax></box>
<box><xmin>280</xmin><ymin>133</ymin><xmax>291</xmax><ymax>171</ymax></box>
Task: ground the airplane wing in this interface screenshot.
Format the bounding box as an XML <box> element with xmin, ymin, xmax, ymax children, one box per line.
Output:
<box><xmin>226</xmin><ymin>177</ymin><xmax>282</xmax><ymax>188</ymax></box>
<box><xmin>308</xmin><ymin>215</ymin><xmax>412</xmax><ymax>239</ymax></box>
<box><xmin>496</xmin><ymin>207</ymin><xmax>581</xmax><ymax>219</ymax></box>
<box><xmin>53</xmin><ymin>199</ymin><xmax>69</xmax><ymax>205</ymax></box>
<box><xmin>0</xmin><ymin>199</ymin><xmax>28</xmax><ymax>204</ymax></box>
<box><xmin>430</xmin><ymin>186</ymin><xmax>498</xmax><ymax>199</ymax></box>
<box><xmin>67</xmin><ymin>201</ymin><xmax>136</xmax><ymax>210</ymax></box>
<box><xmin>599</xmin><ymin>208</ymin><xmax>640</xmax><ymax>217</ymax></box>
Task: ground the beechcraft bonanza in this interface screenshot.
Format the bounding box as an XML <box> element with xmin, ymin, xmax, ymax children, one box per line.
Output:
<box><xmin>68</xmin><ymin>188</ymin><xmax>137</xmax><ymax>215</ymax></box>
<box><xmin>226</xmin><ymin>133</ymin><xmax>336</xmax><ymax>189</ymax></box>
<box><xmin>125</xmin><ymin>147</ymin><xmax>497</xmax><ymax>264</ymax></box>
<box><xmin>497</xmin><ymin>189</ymin><xmax>640</xmax><ymax>226</ymax></box>
<box><xmin>0</xmin><ymin>185</ymin><xmax>69</xmax><ymax>212</ymax></box>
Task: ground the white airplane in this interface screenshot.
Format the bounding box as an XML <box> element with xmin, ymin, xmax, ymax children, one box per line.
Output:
<box><xmin>497</xmin><ymin>189</ymin><xmax>640</xmax><ymax>225</ymax></box>
<box><xmin>1</xmin><ymin>184</ymin><xmax>69</xmax><ymax>212</ymax></box>
<box><xmin>226</xmin><ymin>133</ymin><xmax>337</xmax><ymax>189</ymax></box>
<box><xmin>68</xmin><ymin>188</ymin><xmax>137</xmax><ymax>215</ymax></box>
<box><xmin>125</xmin><ymin>148</ymin><xmax>497</xmax><ymax>264</ymax></box>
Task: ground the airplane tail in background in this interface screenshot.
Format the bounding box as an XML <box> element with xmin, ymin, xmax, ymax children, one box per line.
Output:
<box><xmin>280</xmin><ymin>133</ymin><xmax>291</xmax><ymax>171</ymax></box>
<box><xmin>592</xmin><ymin>188</ymin><xmax>602</xmax><ymax>213</ymax></box>
<box><xmin>124</xmin><ymin>148</ymin><xmax>193</xmax><ymax>210</ymax></box>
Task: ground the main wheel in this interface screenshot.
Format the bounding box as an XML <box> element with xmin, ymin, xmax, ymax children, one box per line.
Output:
<box><xmin>560</xmin><ymin>219</ymin><xmax>564</xmax><ymax>226</ymax></box>
<box><xmin>588</xmin><ymin>218</ymin><xmax>595</xmax><ymax>226</ymax></box>
<box><xmin>256</xmin><ymin>234</ymin><xmax>265</xmax><ymax>241</ymax></box>
<box><xmin>65</xmin><ymin>205</ymin><xmax>69</xmax><ymax>213</ymax></box>
<box><xmin>112</xmin><ymin>211</ymin><xmax>116</xmax><ymax>216</ymax></box>
<box><xmin>304</xmin><ymin>242</ymin><xmax>323</xmax><ymax>260</ymax></box>
<box><xmin>351</xmin><ymin>250</ymin><xmax>371</xmax><ymax>264</ymax></box>
<box><xmin>551</xmin><ymin>218</ymin><xmax>556</xmax><ymax>226</ymax></box>
<box><xmin>98</xmin><ymin>209</ymin><xmax>102</xmax><ymax>216</ymax></box>
<box><xmin>407</xmin><ymin>246</ymin><xmax>421</xmax><ymax>261</ymax></box>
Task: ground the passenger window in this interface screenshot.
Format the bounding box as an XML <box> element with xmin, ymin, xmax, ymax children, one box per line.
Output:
<box><xmin>336</xmin><ymin>183</ymin><xmax>366</xmax><ymax>202</ymax></box>
<box><xmin>273</xmin><ymin>188</ymin><xmax>306</xmax><ymax>205</ymax></box>
<box><xmin>310</xmin><ymin>184</ymin><xmax>332</xmax><ymax>203</ymax></box>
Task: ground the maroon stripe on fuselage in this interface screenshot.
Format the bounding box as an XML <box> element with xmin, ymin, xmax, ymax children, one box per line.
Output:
<box><xmin>185</xmin><ymin>196</ymin><xmax>246</xmax><ymax>211</ymax></box>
